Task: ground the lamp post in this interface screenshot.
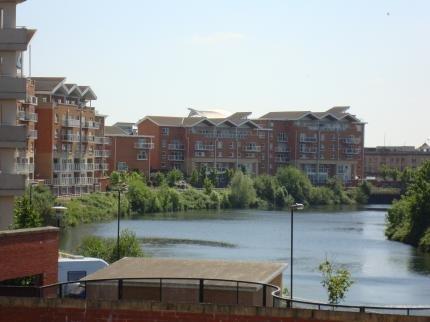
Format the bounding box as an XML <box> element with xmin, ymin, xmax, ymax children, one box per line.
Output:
<box><xmin>114</xmin><ymin>183</ymin><xmax>128</xmax><ymax>261</ymax></box>
<box><xmin>28</xmin><ymin>181</ymin><xmax>38</xmax><ymax>207</ymax></box>
<box><xmin>289</xmin><ymin>202</ymin><xmax>304</xmax><ymax>301</ymax></box>
<box><xmin>52</xmin><ymin>206</ymin><xmax>67</xmax><ymax>227</ymax></box>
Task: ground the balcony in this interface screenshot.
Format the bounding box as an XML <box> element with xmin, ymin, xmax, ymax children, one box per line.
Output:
<box><xmin>0</xmin><ymin>77</ymin><xmax>27</xmax><ymax>100</ymax></box>
<box><xmin>300</xmin><ymin>148</ymin><xmax>317</xmax><ymax>154</ymax></box>
<box><xmin>94</xmin><ymin>150</ymin><xmax>111</xmax><ymax>157</ymax></box>
<box><xmin>95</xmin><ymin>137</ymin><xmax>111</xmax><ymax>145</ymax></box>
<box><xmin>83</xmin><ymin>121</ymin><xmax>100</xmax><ymax>129</ymax></box>
<box><xmin>0</xmin><ymin>174</ymin><xmax>26</xmax><ymax>196</ymax></box>
<box><xmin>134</xmin><ymin>142</ymin><xmax>154</xmax><ymax>149</ymax></box>
<box><xmin>62</xmin><ymin>118</ymin><xmax>81</xmax><ymax>128</ymax></box>
<box><xmin>243</xmin><ymin>145</ymin><xmax>261</xmax><ymax>152</ymax></box>
<box><xmin>300</xmin><ymin>137</ymin><xmax>317</xmax><ymax>143</ymax></box>
<box><xmin>17</xmin><ymin>111</ymin><xmax>38</xmax><ymax>122</ymax></box>
<box><xmin>27</xmin><ymin>129</ymin><xmax>37</xmax><ymax>139</ymax></box>
<box><xmin>62</xmin><ymin>134</ymin><xmax>79</xmax><ymax>142</ymax></box>
<box><xmin>53</xmin><ymin>164</ymin><xmax>74</xmax><ymax>172</ymax></box>
<box><xmin>0</xmin><ymin>124</ymin><xmax>27</xmax><ymax>148</ymax></box>
<box><xmin>95</xmin><ymin>163</ymin><xmax>109</xmax><ymax>171</ymax></box>
<box><xmin>195</xmin><ymin>144</ymin><xmax>214</xmax><ymax>151</ymax></box>
<box><xmin>82</xmin><ymin>136</ymin><xmax>95</xmax><ymax>143</ymax></box>
<box><xmin>74</xmin><ymin>163</ymin><xmax>94</xmax><ymax>171</ymax></box>
<box><xmin>168</xmin><ymin>155</ymin><xmax>185</xmax><ymax>161</ymax></box>
<box><xmin>275</xmin><ymin>157</ymin><xmax>289</xmax><ymax>163</ymax></box>
<box><xmin>275</xmin><ymin>146</ymin><xmax>289</xmax><ymax>153</ymax></box>
<box><xmin>52</xmin><ymin>177</ymin><xmax>97</xmax><ymax>186</ymax></box>
<box><xmin>343</xmin><ymin>137</ymin><xmax>361</xmax><ymax>144</ymax></box>
<box><xmin>0</xmin><ymin>27</ymin><xmax>36</xmax><ymax>51</ymax></box>
<box><xmin>24</xmin><ymin>95</ymin><xmax>38</xmax><ymax>105</ymax></box>
<box><xmin>15</xmin><ymin>163</ymin><xmax>35</xmax><ymax>174</ymax></box>
<box><xmin>168</xmin><ymin>143</ymin><xmax>185</xmax><ymax>150</ymax></box>
<box><xmin>345</xmin><ymin>148</ymin><xmax>361</xmax><ymax>155</ymax></box>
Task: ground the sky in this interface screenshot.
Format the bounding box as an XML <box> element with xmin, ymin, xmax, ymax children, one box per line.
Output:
<box><xmin>18</xmin><ymin>0</ymin><xmax>430</xmax><ymax>147</ymax></box>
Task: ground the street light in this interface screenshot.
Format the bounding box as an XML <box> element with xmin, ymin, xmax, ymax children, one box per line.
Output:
<box><xmin>52</xmin><ymin>206</ymin><xmax>67</xmax><ymax>227</ymax></box>
<box><xmin>28</xmin><ymin>181</ymin><xmax>38</xmax><ymax>207</ymax></box>
<box><xmin>289</xmin><ymin>202</ymin><xmax>304</xmax><ymax>301</ymax></box>
<box><xmin>114</xmin><ymin>183</ymin><xmax>128</xmax><ymax>261</ymax></box>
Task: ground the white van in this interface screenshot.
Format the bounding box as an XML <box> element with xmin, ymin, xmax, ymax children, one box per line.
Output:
<box><xmin>58</xmin><ymin>256</ymin><xmax>108</xmax><ymax>283</ymax></box>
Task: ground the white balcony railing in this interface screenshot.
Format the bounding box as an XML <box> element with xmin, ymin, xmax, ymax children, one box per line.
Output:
<box><xmin>195</xmin><ymin>144</ymin><xmax>214</xmax><ymax>151</ymax></box>
<box><xmin>74</xmin><ymin>163</ymin><xmax>94</xmax><ymax>171</ymax></box>
<box><xmin>94</xmin><ymin>137</ymin><xmax>111</xmax><ymax>145</ymax></box>
<box><xmin>168</xmin><ymin>155</ymin><xmax>185</xmax><ymax>161</ymax></box>
<box><xmin>300</xmin><ymin>137</ymin><xmax>317</xmax><ymax>143</ymax></box>
<box><xmin>62</xmin><ymin>134</ymin><xmax>80</xmax><ymax>142</ymax></box>
<box><xmin>134</xmin><ymin>142</ymin><xmax>154</xmax><ymax>149</ymax></box>
<box><xmin>95</xmin><ymin>163</ymin><xmax>109</xmax><ymax>171</ymax></box>
<box><xmin>17</xmin><ymin>111</ymin><xmax>38</xmax><ymax>122</ymax></box>
<box><xmin>243</xmin><ymin>145</ymin><xmax>261</xmax><ymax>152</ymax></box>
<box><xmin>83</xmin><ymin>121</ymin><xmax>100</xmax><ymax>129</ymax></box>
<box><xmin>343</xmin><ymin>137</ymin><xmax>361</xmax><ymax>144</ymax></box>
<box><xmin>345</xmin><ymin>148</ymin><xmax>361</xmax><ymax>155</ymax></box>
<box><xmin>62</xmin><ymin>118</ymin><xmax>81</xmax><ymax>128</ymax></box>
<box><xmin>53</xmin><ymin>164</ymin><xmax>74</xmax><ymax>172</ymax></box>
<box><xmin>16</xmin><ymin>163</ymin><xmax>34</xmax><ymax>173</ymax></box>
<box><xmin>82</xmin><ymin>136</ymin><xmax>95</xmax><ymax>143</ymax></box>
<box><xmin>94</xmin><ymin>150</ymin><xmax>111</xmax><ymax>157</ymax></box>
<box><xmin>52</xmin><ymin>177</ymin><xmax>98</xmax><ymax>186</ymax></box>
<box><xmin>168</xmin><ymin>143</ymin><xmax>185</xmax><ymax>150</ymax></box>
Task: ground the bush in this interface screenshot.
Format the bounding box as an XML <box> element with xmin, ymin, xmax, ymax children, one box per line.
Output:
<box><xmin>77</xmin><ymin>229</ymin><xmax>144</xmax><ymax>263</ymax></box>
<box><xmin>166</xmin><ymin>169</ymin><xmax>183</xmax><ymax>187</ymax></box>
<box><xmin>319</xmin><ymin>260</ymin><xmax>354</xmax><ymax>304</ymax></box>
<box><xmin>276</xmin><ymin>166</ymin><xmax>312</xmax><ymax>203</ymax></box>
<box><xmin>13</xmin><ymin>196</ymin><xmax>42</xmax><ymax>229</ymax></box>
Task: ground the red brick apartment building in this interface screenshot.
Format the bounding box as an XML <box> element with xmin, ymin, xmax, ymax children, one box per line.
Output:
<box><xmin>105</xmin><ymin>125</ymin><xmax>154</xmax><ymax>176</ymax></box>
<box><xmin>137</xmin><ymin>107</ymin><xmax>365</xmax><ymax>184</ymax></box>
<box><xmin>32</xmin><ymin>77</ymin><xmax>110</xmax><ymax>196</ymax></box>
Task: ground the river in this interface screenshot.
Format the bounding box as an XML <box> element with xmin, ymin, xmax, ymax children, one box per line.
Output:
<box><xmin>60</xmin><ymin>206</ymin><xmax>430</xmax><ymax>306</ymax></box>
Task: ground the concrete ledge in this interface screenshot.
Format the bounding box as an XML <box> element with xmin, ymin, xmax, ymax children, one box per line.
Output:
<box><xmin>0</xmin><ymin>297</ymin><xmax>428</xmax><ymax>322</ymax></box>
<box><xmin>0</xmin><ymin>226</ymin><xmax>59</xmax><ymax>237</ymax></box>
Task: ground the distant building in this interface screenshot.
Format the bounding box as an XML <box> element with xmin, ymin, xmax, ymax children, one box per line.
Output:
<box><xmin>33</xmin><ymin>77</ymin><xmax>110</xmax><ymax>196</ymax></box>
<box><xmin>105</xmin><ymin>125</ymin><xmax>154</xmax><ymax>176</ymax></box>
<box><xmin>364</xmin><ymin>144</ymin><xmax>430</xmax><ymax>177</ymax></box>
<box><xmin>136</xmin><ymin>107</ymin><xmax>365</xmax><ymax>184</ymax></box>
<box><xmin>0</xmin><ymin>0</ymin><xmax>36</xmax><ymax>228</ymax></box>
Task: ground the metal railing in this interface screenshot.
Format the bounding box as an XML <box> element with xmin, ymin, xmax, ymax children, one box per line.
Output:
<box><xmin>134</xmin><ymin>142</ymin><xmax>154</xmax><ymax>149</ymax></box>
<box><xmin>30</xmin><ymin>277</ymin><xmax>430</xmax><ymax>317</ymax></box>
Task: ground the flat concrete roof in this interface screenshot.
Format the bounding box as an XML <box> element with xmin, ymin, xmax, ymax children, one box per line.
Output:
<box><xmin>83</xmin><ymin>258</ymin><xmax>287</xmax><ymax>284</ymax></box>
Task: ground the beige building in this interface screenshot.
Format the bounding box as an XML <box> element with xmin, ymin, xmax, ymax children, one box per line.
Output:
<box><xmin>0</xmin><ymin>0</ymin><xmax>36</xmax><ymax>228</ymax></box>
<box><xmin>364</xmin><ymin>144</ymin><xmax>430</xmax><ymax>177</ymax></box>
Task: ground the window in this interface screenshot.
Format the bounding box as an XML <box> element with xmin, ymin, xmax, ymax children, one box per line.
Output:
<box><xmin>137</xmin><ymin>151</ymin><xmax>147</xmax><ymax>160</ymax></box>
<box><xmin>161</xmin><ymin>140</ymin><xmax>166</xmax><ymax>148</ymax></box>
<box><xmin>195</xmin><ymin>151</ymin><xmax>205</xmax><ymax>157</ymax></box>
<box><xmin>277</xmin><ymin>132</ymin><xmax>288</xmax><ymax>142</ymax></box>
<box><xmin>117</xmin><ymin>162</ymin><xmax>128</xmax><ymax>171</ymax></box>
<box><xmin>67</xmin><ymin>271</ymin><xmax>86</xmax><ymax>282</ymax></box>
<box><xmin>162</xmin><ymin>128</ymin><xmax>169</xmax><ymax>136</ymax></box>
<box><xmin>217</xmin><ymin>141</ymin><xmax>223</xmax><ymax>149</ymax></box>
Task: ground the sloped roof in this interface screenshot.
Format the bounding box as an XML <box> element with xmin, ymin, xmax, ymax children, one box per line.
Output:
<box><xmin>259</xmin><ymin>111</ymin><xmax>311</xmax><ymax>120</ymax></box>
<box><xmin>32</xmin><ymin>77</ymin><xmax>65</xmax><ymax>92</ymax></box>
<box><xmin>104</xmin><ymin>126</ymin><xmax>128</xmax><ymax>136</ymax></box>
<box><xmin>83</xmin><ymin>257</ymin><xmax>287</xmax><ymax>284</ymax></box>
<box><xmin>259</xmin><ymin>106</ymin><xmax>360</xmax><ymax>122</ymax></box>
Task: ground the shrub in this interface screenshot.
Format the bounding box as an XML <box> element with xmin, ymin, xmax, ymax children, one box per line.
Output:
<box><xmin>229</xmin><ymin>171</ymin><xmax>256</xmax><ymax>208</ymax></box>
<box><xmin>319</xmin><ymin>260</ymin><xmax>354</xmax><ymax>304</ymax></box>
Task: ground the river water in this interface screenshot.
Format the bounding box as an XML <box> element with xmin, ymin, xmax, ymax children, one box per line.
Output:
<box><xmin>60</xmin><ymin>206</ymin><xmax>430</xmax><ymax>306</ymax></box>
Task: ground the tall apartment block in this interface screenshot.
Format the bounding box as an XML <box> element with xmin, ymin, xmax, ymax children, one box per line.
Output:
<box><xmin>32</xmin><ymin>77</ymin><xmax>110</xmax><ymax>196</ymax></box>
<box><xmin>256</xmin><ymin>107</ymin><xmax>365</xmax><ymax>183</ymax></box>
<box><xmin>105</xmin><ymin>125</ymin><xmax>154</xmax><ymax>176</ymax></box>
<box><xmin>137</xmin><ymin>107</ymin><xmax>365</xmax><ymax>184</ymax></box>
<box><xmin>0</xmin><ymin>0</ymin><xmax>35</xmax><ymax>228</ymax></box>
<box><xmin>137</xmin><ymin>109</ymin><xmax>271</xmax><ymax>176</ymax></box>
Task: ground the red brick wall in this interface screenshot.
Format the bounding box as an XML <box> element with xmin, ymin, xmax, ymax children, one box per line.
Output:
<box><xmin>0</xmin><ymin>227</ymin><xmax>59</xmax><ymax>285</ymax></box>
<box><xmin>1</xmin><ymin>298</ymin><xmax>426</xmax><ymax>322</ymax></box>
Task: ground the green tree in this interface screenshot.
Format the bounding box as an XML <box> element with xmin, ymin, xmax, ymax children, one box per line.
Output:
<box><xmin>276</xmin><ymin>166</ymin><xmax>312</xmax><ymax>203</ymax></box>
<box><xmin>203</xmin><ymin>177</ymin><xmax>214</xmax><ymax>194</ymax></box>
<box><xmin>254</xmin><ymin>175</ymin><xmax>277</xmax><ymax>206</ymax></box>
<box><xmin>13</xmin><ymin>195</ymin><xmax>43</xmax><ymax>229</ymax></box>
<box><xmin>229</xmin><ymin>171</ymin><xmax>256</xmax><ymax>208</ymax></box>
<box><xmin>77</xmin><ymin>229</ymin><xmax>144</xmax><ymax>263</ymax></box>
<box><xmin>319</xmin><ymin>260</ymin><xmax>354</xmax><ymax>304</ymax></box>
<box><xmin>153</xmin><ymin>172</ymin><xmax>166</xmax><ymax>187</ymax></box>
<box><xmin>166</xmin><ymin>169</ymin><xmax>183</xmax><ymax>187</ymax></box>
<box><xmin>208</xmin><ymin>168</ymin><xmax>218</xmax><ymax>187</ymax></box>
<box><xmin>190</xmin><ymin>169</ymin><xmax>199</xmax><ymax>187</ymax></box>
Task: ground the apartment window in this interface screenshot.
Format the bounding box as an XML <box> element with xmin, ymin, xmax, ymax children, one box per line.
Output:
<box><xmin>229</xmin><ymin>142</ymin><xmax>234</xmax><ymax>149</ymax></box>
<box><xmin>161</xmin><ymin>140</ymin><xmax>166</xmax><ymax>148</ymax></box>
<box><xmin>162</xmin><ymin>128</ymin><xmax>169</xmax><ymax>136</ymax></box>
<box><xmin>137</xmin><ymin>151</ymin><xmax>147</xmax><ymax>160</ymax></box>
<box><xmin>217</xmin><ymin>152</ymin><xmax>223</xmax><ymax>158</ymax></box>
<box><xmin>117</xmin><ymin>162</ymin><xmax>128</xmax><ymax>171</ymax></box>
<box><xmin>277</xmin><ymin>132</ymin><xmax>288</xmax><ymax>142</ymax></box>
<box><xmin>195</xmin><ymin>151</ymin><xmax>205</xmax><ymax>157</ymax></box>
<box><xmin>217</xmin><ymin>141</ymin><xmax>223</xmax><ymax>149</ymax></box>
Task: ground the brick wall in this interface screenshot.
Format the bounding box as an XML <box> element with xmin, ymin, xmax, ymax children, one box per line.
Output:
<box><xmin>0</xmin><ymin>297</ymin><xmax>427</xmax><ymax>322</ymax></box>
<box><xmin>0</xmin><ymin>227</ymin><xmax>59</xmax><ymax>285</ymax></box>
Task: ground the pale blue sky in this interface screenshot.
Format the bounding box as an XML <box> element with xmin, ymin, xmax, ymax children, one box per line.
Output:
<box><xmin>18</xmin><ymin>0</ymin><xmax>430</xmax><ymax>147</ymax></box>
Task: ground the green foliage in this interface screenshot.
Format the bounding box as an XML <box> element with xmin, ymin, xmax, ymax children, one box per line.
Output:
<box><xmin>190</xmin><ymin>169</ymin><xmax>199</xmax><ymax>187</ymax></box>
<box><xmin>77</xmin><ymin>229</ymin><xmax>144</xmax><ymax>263</ymax></box>
<box><xmin>13</xmin><ymin>195</ymin><xmax>42</xmax><ymax>229</ymax></box>
<box><xmin>166</xmin><ymin>169</ymin><xmax>183</xmax><ymax>187</ymax></box>
<box><xmin>203</xmin><ymin>177</ymin><xmax>214</xmax><ymax>194</ymax></box>
<box><xmin>127</xmin><ymin>178</ymin><xmax>161</xmax><ymax>213</ymax></box>
<box><xmin>276</xmin><ymin>166</ymin><xmax>312</xmax><ymax>203</ymax></box>
<box><xmin>62</xmin><ymin>192</ymin><xmax>129</xmax><ymax>227</ymax></box>
<box><xmin>254</xmin><ymin>175</ymin><xmax>277</xmax><ymax>207</ymax></box>
<box><xmin>319</xmin><ymin>260</ymin><xmax>354</xmax><ymax>304</ymax></box>
<box><xmin>152</xmin><ymin>172</ymin><xmax>166</xmax><ymax>187</ymax></box>
<box><xmin>229</xmin><ymin>171</ymin><xmax>256</xmax><ymax>208</ymax></box>
<box><xmin>386</xmin><ymin>161</ymin><xmax>430</xmax><ymax>251</ymax></box>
